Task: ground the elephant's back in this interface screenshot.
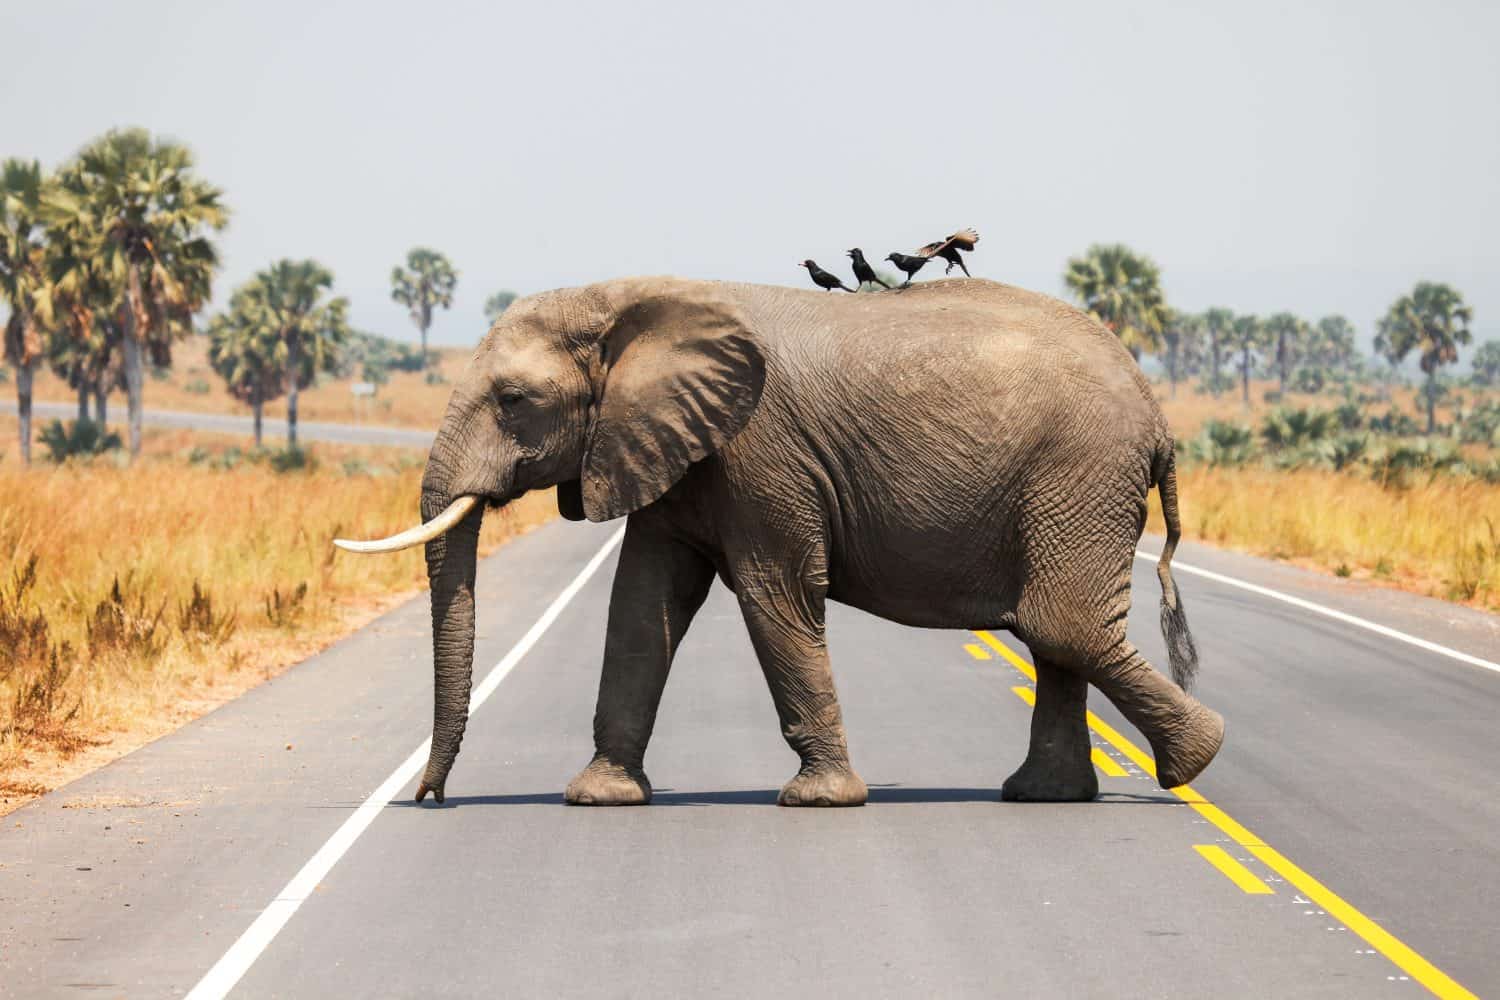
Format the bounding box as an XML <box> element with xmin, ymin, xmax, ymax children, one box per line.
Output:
<box><xmin>738</xmin><ymin>278</ymin><xmax>1166</xmax><ymax>461</ymax></box>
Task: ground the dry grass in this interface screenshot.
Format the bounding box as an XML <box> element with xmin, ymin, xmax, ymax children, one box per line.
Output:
<box><xmin>24</xmin><ymin>335</ymin><xmax>466</xmax><ymax>429</ymax></box>
<box><xmin>0</xmin><ymin>425</ymin><xmax>554</xmax><ymax>814</ymax></box>
<box><xmin>1155</xmin><ymin>378</ymin><xmax>1469</xmax><ymax>439</ymax></box>
<box><xmin>1149</xmin><ymin>465</ymin><xmax>1500</xmax><ymax>609</ymax></box>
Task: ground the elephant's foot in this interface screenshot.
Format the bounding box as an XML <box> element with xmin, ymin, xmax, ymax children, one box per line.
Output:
<box><xmin>778</xmin><ymin>763</ymin><xmax>867</xmax><ymax>807</ymax></box>
<box><xmin>564</xmin><ymin>757</ymin><xmax>652</xmax><ymax>806</ymax></box>
<box><xmin>1001</xmin><ymin>751</ymin><xmax>1099</xmax><ymax>802</ymax></box>
<box><xmin>1150</xmin><ymin>700</ymin><xmax>1225</xmax><ymax>789</ymax></box>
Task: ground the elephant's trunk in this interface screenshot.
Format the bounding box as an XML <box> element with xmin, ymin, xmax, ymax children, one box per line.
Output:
<box><xmin>416</xmin><ymin>476</ymin><xmax>484</xmax><ymax>803</ymax></box>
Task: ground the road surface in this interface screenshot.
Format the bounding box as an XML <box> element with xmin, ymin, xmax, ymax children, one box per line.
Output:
<box><xmin>2</xmin><ymin>518</ymin><xmax>1497</xmax><ymax>998</ymax></box>
<box><xmin>0</xmin><ymin>400</ymin><xmax>434</xmax><ymax>448</ymax></box>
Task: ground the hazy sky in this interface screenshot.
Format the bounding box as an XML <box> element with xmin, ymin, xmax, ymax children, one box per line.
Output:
<box><xmin>3</xmin><ymin>1</ymin><xmax>1497</xmax><ymax>352</ymax></box>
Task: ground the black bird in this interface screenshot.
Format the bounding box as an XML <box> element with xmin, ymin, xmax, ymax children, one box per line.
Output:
<box><xmin>846</xmin><ymin>248</ymin><xmax>891</xmax><ymax>289</ymax></box>
<box><xmin>917</xmin><ymin>227</ymin><xmax>980</xmax><ymax>277</ymax></box>
<box><xmin>800</xmin><ymin>259</ymin><xmax>854</xmax><ymax>292</ymax></box>
<box><xmin>885</xmin><ymin>251</ymin><xmax>932</xmax><ymax>287</ymax></box>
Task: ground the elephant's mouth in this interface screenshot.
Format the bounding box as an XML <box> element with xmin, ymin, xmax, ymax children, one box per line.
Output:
<box><xmin>333</xmin><ymin>495</ymin><xmax>480</xmax><ymax>554</ymax></box>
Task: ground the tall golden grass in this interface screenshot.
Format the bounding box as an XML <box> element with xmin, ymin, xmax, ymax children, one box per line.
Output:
<box><xmin>1149</xmin><ymin>465</ymin><xmax>1500</xmax><ymax>609</ymax></box>
<box><xmin>0</xmin><ymin>430</ymin><xmax>554</xmax><ymax>809</ymax></box>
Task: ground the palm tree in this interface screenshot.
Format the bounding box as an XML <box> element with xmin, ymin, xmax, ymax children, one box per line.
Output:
<box><xmin>484</xmin><ymin>290</ymin><xmax>517</xmax><ymax>324</ymax></box>
<box><xmin>63</xmin><ymin>129</ymin><xmax>227</xmax><ymax>457</ymax></box>
<box><xmin>1160</xmin><ymin>309</ymin><xmax>1203</xmax><ymax>399</ymax></box>
<box><xmin>207</xmin><ymin>287</ymin><xmax>281</xmax><ymax>447</ymax></box>
<box><xmin>1223</xmin><ymin>313</ymin><xmax>1264</xmax><ymax>408</ymax></box>
<box><xmin>1062</xmin><ymin>243</ymin><xmax>1168</xmax><ymax>363</ymax></box>
<box><xmin>238</xmin><ymin>260</ymin><xmax>350</xmax><ymax>447</ymax></box>
<box><xmin>1262</xmin><ymin>312</ymin><xmax>1310</xmax><ymax>397</ymax></box>
<box><xmin>1</xmin><ymin>158</ymin><xmax>71</xmax><ymax>465</ymax></box>
<box><xmin>1200</xmin><ymin>307</ymin><xmax>1235</xmax><ymax>396</ymax></box>
<box><xmin>1471</xmin><ymin>340</ymin><xmax>1500</xmax><ymax>387</ymax></box>
<box><xmin>1377</xmin><ymin>281</ymin><xmax>1475</xmax><ymax>434</ymax></box>
<box><xmin>1311</xmin><ymin>315</ymin><xmax>1358</xmax><ymax>376</ymax></box>
<box><xmin>391</xmin><ymin>248</ymin><xmax>457</xmax><ymax>367</ymax></box>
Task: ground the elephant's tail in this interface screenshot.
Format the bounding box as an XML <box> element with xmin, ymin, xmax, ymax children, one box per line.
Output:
<box><xmin>1152</xmin><ymin>443</ymin><xmax>1199</xmax><ymax>692</ymax></box>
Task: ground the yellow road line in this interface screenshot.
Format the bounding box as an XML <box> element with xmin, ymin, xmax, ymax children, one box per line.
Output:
<box><xmin>971</xmin><ymin>630</ymin><xmax>1477</xmax><ymax>1000</ymax></box>
<box><xmin>1091</xmin><ymin>748</ymin><xmax>1128</xmax><ymax>777</ymax></box>
<box><xmin>1010</xmin><ymin>685</ymin><xmax>1036</xmax><ymax>706</ymax></box>
<box><xmin>964</xmin><ymin>642</ymin><xmax>992</xmax><ymax>661</ymax></box>
<box><xmin>1195</xmin><ymin>844</ymin><xmax>1274</xmax><ymax>894</ymax></box>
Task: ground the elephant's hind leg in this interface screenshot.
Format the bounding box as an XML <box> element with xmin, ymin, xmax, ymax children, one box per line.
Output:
<box><xmin>1017</xmin><ymin>589</ymin><xmax>1223</xmax><ymax>791</ymax></box>
<box><xmin>1001</xmin><ymin>657</ymin><xmax>1098</xmax><ymax>802</ymax></box>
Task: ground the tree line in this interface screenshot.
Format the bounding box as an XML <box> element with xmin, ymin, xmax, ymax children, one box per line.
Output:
<box><xmin>1062</xmin><ymin>243</ymin><xmax>1482</xmax><ymax>434</ymax></box>
<box><xmin>1</xmin><ymin>128</ymin><xmax>520</xmax><ymax>464</ymax></box>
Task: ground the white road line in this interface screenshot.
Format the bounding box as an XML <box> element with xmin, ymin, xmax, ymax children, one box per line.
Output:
<box><xmin>185</xmin><ymin>526</ymin><xmax>627</xmax><ymax>1000</ymax></box>
<box><xmin>1137</xmin><ymin>550</ymin><xmax>1500</xmax><ymax>676</ymax></box>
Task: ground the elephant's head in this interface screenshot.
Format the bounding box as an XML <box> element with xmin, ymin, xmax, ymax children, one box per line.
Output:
<box><xmin>334</xmin><ymin>278</ymin><xmax>765</xmax><ymax>801</ymax></box>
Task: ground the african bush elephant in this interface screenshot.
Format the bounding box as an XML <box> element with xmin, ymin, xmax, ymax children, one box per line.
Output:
<box><xmin>338</xmin><ymin>276</ymin><xmax>1223</xmax><ymax>807</ymax></box>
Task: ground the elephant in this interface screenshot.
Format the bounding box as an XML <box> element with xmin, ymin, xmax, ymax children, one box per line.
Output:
<box><xmin>336</xmin><ymin>276</ymin><xmax>1224</xmax><ymax>807</ymax></box>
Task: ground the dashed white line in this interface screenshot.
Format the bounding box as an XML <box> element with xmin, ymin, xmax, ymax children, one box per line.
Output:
<box><xmin>1137</xmin><ymin>551</ymin><xmax>1500</xmax><ymax>676</ymax></box>
<box><xmin>185</xmin><ymin>526</ymin><xmax>627</xmax><ymax>1000</ymax></box>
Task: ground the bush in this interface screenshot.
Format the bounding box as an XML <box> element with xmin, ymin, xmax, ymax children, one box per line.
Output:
<box><xmin>184</xmin><ymin>378</ymin><xmax>212</xmax><ymax>395</ymax></box>
<box><xmin>39</xmin><ymin>419</ymin><xmax>122</xmax><ymax>463</ymax></box>
<box><xmin>1460</xmin><ymin>401</ymin><xmax>1500</xmax><ymax>446</ymax></box>
<box><xmin>1368</xmin><ymin>407</ymin><xmax>1421</xmax><ymax>436</ymax></box>
<box><xmin>1260</xmin><ymin>407</ymin><xmax>1338</xmax><ymax>450</ymax></box>
<box><xmin>424</xmin><ymin>370</ymin><xmax>447</xmax><ymax>385</ymax></box>
<box><xmin>267</xmin><ymin>446</ymin><xmax>317</xmax><ymax>473</ymax></box>
<box><xmin>1183</xmin><ymin>420</ymin><xmax>1256</xmax><ymax>466</ymax></box>
<box><xmin>150</xmin><ymin>366</ymin><xmax>171</xmax><ymax>382</ymax></box>
<box><xmin>1333</xmin><ymin>401</ymin><xmax>1364</xmax><ymax>431</ymax></box>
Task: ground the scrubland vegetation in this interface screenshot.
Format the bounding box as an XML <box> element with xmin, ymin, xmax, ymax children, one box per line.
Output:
<box><xmin>0</xmin><ymin>425</ymin><xmax>554</xmax><ymax>812</ymax></box>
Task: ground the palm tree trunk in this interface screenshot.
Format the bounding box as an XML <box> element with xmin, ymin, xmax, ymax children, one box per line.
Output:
<box><xmin>123</xmin><ymin>264</ymin><xmax>145</xmax><ymax>458</ymax></box>
<box><xmin>94</xmin><ymin>387</ymin><xmax>106</xmax><ymax>426</ymax></box>
<box><xmin>1210</xmin><ymin>333</ymin><xmax>1221</xmax><ymax>396</ymax></box>
<box><xmin>419</xmin><ymin>305</ymin><xmax>430</xmax><ymax>370</ymax></box>
<box><xmin>1278</xmin><ymin>335</ymin><xmax>1287</xmax><ymax>396</ymax></box>
<box><xmin>252</xmin><ymin>385</ymin><xmax>263</xmax><ymax>448</ymax></box>
<box><xmin>77</xmin><ymin>382</ymin><xmax>89</xmax><ymax>421</ymax></box>
<box><xmin>1168</xmin><ymin>341</ymin><xmax>1179</xmax><ymax>400</ymax></box>
<box><xmin>286</xmin><ymin>331</ymin><xmax>300</xmax><ymax>449</ymax></box>
<box><xmin>1241</xmin><ymin>348</ymin><xmax>1251</xmax><ymax>408</ymax></box>
<box><xmin>1426</xmin><ymin>374</ymin><xmax>1437</xmax><ymax>435</ymax></box>
<box><xmin>16</xmin><ymin>359</ymin><xmax>33</xmax><ymax>466</ymax></box>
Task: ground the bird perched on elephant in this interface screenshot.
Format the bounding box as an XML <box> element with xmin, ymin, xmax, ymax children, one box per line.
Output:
<box><xmin>918</xmin><ymin>227</ymin><xmax>980</xmax><ymax>277</ymax></box>
<box><xmin>799</xmin><ymin>259</ymin><xmax>854</xmax><ymax>293</ymax></box>
<box><xmin>847</xmin><ymin>248</ymin><xmax>891</xmax><ymax>289</ymax></box>
<box><xmin>337</xmin><ymin>276</ymin><xmax>1223</xmax><ymax>808</ymax></box>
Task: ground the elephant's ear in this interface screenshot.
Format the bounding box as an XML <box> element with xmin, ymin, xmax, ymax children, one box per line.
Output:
<box><xmin>582</xmin><ymin>287</ymin><xmax>765</xmax><ymax>521</ymax></box>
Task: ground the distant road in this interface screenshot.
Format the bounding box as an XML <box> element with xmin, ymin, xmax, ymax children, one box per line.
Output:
<box><xmin>2</xmin><ymin>522</ymin><xmax>1497</xmax><ymax>997</ymax></box>
<box><xmin>0</xmin><ymin>399</ymin><xmax>434</xmax><ymax>448</ymax></box>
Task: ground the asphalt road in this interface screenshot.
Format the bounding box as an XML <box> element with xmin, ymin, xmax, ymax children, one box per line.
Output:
<box><xmin>0</xmin><ymin>400</ymin><xmax>434</xmax><ymax>448</ymax></box>
<box><xmin>2</xmin><ymin>517</ymin><xmax>1498</xmax><ymax>999</ymax></box>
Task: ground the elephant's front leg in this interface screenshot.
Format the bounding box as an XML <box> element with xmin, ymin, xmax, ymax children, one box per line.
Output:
<box><xmin>737</xmin><ymin>581</ymin><xmax>867</xmax><ymax>807</ymax></box>
<box><xmin>565</xmin><ymin>520</ymin><xmax>713</xmax><ymax>806</ymax></box>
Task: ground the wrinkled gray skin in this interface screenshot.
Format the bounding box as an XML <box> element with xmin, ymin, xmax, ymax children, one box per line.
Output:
<box><xmin>416</xmin><ymin>276</ymin><xmax>1222</xmax><ymax>807</ymax></box>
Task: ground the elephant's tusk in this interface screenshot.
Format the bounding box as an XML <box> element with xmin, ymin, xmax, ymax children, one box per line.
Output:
<box><xmin>333</xmin><ymin>495</ymin><xmax>480</xmax><ymax>554</ymax></box>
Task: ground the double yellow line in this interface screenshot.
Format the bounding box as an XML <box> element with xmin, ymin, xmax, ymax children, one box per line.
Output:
<box><xmin>971</xmin><ymin>630</ymin><xmax>1477</xmax><ymax>1000</ymax></box>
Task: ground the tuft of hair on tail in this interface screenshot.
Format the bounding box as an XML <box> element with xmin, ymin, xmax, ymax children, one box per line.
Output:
<box><xmin>1152</xmin><ymin>441</ymin><xmax>1199</xmax><ymax>691</ymax></box>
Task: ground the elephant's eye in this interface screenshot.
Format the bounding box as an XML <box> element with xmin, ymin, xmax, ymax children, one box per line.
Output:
<box><xmin>498</xmin><ymin>388</ymin><xmax>525</xmax><ymax>407</ymax></box>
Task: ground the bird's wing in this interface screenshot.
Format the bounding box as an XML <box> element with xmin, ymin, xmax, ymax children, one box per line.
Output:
<box><xmin>917</xmin><ymin>227</ymin><xmax>980</xmax><ymax>257</ymax></box>
<box><xmin>945</xmin><ymin>227</ymin><xmax>979</xmax><ymax>251</ymax></box>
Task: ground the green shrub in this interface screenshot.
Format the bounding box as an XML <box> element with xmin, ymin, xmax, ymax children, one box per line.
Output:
<box><xmin>39</xmin><ymin>419</ymin><xmax>122</xmax><ymax>463</ymax></box>
<box><xmin>1183</xmin><ymin>420</ymin><xmax>1257</xmax><ymax>466</ymax></box>
<box><xmin>184</xmin><ymin>378</ymin><xmax>212</xmax><ymax>395</ymax></box>
<box><xmin>1260</xmin><ymin>407</ymin><xmax>1338</xmax><ymax>450</ymax></box>
<box><xmin>267</xmin><ymin>446</ymin><xmax>316</xmax><ymax>473</ymax></box>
